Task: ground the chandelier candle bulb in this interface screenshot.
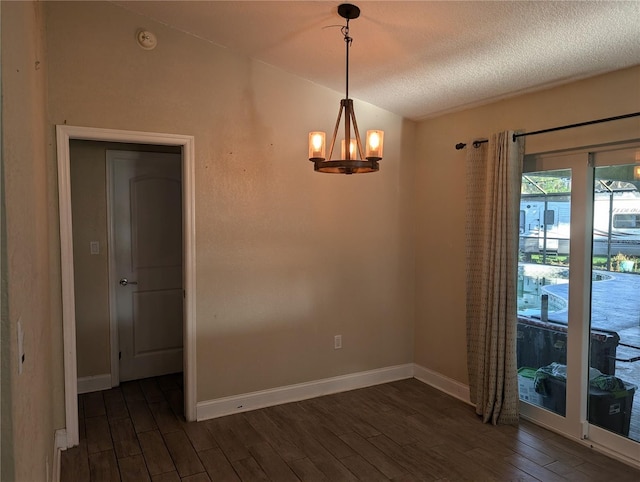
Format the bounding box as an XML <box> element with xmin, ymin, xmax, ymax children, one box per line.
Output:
<box><xmin>341</xmin><ymin>139</ymin><xmax>357</xmax><ymax>160</ymax></box>
<box><xmin>366</xmin><ymin>130</ymin><xmax>384</xmax><ymax>160</ymax></box>
<box><xmin>309</xmin><ymin>132</ymin><xmax>326</xmax><ymax>160</ymax></box>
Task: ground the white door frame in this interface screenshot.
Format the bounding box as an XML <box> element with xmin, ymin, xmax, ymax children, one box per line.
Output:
<box><xmin>56</xmin><ymin>125</ymin><xmax>197</xmax><ymax>448</ymax></box>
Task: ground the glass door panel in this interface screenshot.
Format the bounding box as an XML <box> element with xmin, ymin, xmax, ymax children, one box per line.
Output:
<box><xmin>590</xmin><ymin>161</ymin><xmax>640</xmax><ymax>445</ymax></box>
<box><xmin>517</xmin><ymin>169</ymin><xmax>572</xmax><ymax>415</ymax></box>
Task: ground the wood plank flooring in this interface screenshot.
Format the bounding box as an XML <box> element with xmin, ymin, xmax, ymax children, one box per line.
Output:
<box><xmin>61</xmin><ymin>374</ymin><xmax>640</xmax><ymax>481</ymax></box>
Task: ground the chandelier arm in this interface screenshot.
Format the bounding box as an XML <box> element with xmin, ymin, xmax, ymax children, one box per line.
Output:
<box><xmin>349</xmin><ymin>102</ymin><xmax>365</xmax><ymax>160</ymax></box>
<box><xmin>344</xmin><ymin>99</ymin><xmax>352</xmax><ymax>160</ymax></box>
<box><xmin>328</xmin><ymin>100</ymin><xmax>345</xmax><ymax>161</ymax></box>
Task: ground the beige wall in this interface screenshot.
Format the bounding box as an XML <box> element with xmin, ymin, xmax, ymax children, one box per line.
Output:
<box><xmin>1</xmin><ymin>1</ymin><xmax>63</xmax><ymax>480</ymax></box>
<box><xmin>414</xmin><ymin>66</ymin><xmax>640</xmax><ymax>385</ymax></box>
<box><xmin>46</xmin><ymin>1</ymin><xmax>416</xmax><ymax>401</ymax></box>
<box><xmin>70</xmin><ymin>141</ymin><xmax>111</xmax><ymax>378</ymax></box>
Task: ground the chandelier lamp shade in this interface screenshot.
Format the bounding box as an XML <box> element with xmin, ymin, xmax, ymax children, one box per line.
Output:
<box><xmin>308</xmin><ymin>3</ymin><xmax>384</xmax><ymax>174</ymax></box>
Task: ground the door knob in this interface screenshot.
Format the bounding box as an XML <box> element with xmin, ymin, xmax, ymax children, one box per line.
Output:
<box><xmin>119</xmin><ymin>278</ymin><xmax>138</xmax><ymax>286</ymax></box>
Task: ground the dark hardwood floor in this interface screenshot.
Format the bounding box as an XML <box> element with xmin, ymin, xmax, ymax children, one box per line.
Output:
<box><xmin>61</xmin><ymin>374</ymin><xmax>640</xmax><ymax>481</ymax></box>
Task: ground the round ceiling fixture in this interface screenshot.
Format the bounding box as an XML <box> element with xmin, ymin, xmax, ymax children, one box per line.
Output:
<box><xmin>136</xmin><ymin>29</ymin><xmax>157</xmax><ymax>50</ymax></box>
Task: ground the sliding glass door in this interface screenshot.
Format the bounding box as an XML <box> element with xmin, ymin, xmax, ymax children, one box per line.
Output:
<box><xmin>517</xmin><ymin>144</ymin><xmax>640</xmax><ymax>464</ymax></box>
<box><xmin>587</xmin><ymin>147</ymin><xmax>640</xmax><ymax>460</ymax></box>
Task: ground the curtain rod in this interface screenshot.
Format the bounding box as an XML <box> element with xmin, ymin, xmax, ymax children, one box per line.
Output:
<box><xmin>454</xmin><ymin>111</ymin><xmax>640</xmax><ymax>150</ymax></box>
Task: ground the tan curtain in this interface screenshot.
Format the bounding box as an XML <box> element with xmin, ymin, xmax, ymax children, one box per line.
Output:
<box><xmin>466</xmin><ymin>131</ymin><xmax>524</xmax><ymax>425</ymax></box>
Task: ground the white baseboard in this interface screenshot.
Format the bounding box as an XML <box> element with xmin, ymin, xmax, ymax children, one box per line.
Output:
<box><xmin>77</xmin><ymin>374</ymin><xmax>112</xmax><ymax>394</ymax></box>
<box><xmin>413</xmin><ymin>363</ymin><xmax>472</xmax><ymax>405</ymax></box>
<box><xmin>52</xmin><ymin>429</ymin><xmax>67</xmax><ymax>482</ymax></box>
<box><xmin>196</xmin><ymin>363</ymin><xmax>414</xmax><ymax>421</ymax></box>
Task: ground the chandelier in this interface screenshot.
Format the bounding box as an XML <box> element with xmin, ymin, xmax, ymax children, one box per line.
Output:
<box><xmin>308</xmin><ymin>3</ymin><xmax>384</xmax><ymax>174</ymax></box>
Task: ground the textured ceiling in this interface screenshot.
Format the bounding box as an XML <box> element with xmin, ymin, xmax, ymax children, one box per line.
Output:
<box><xmin>114</xmin><ymin>1</ymin><xmax>640</xmax><ymax>121</ymax></box>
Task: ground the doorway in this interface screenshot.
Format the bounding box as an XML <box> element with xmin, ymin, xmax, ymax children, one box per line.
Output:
<box><xmin>57</xmin><ymin>126</ymin><xmax>196</xmax><ymax>449</ymax></box>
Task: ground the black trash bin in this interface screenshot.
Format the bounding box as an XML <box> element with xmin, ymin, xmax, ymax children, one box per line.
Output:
<box><xmin>535</xmin><ymin>363</ymin><xmax>636</xmax><ymax>437</ymax></box>
<box><xmin>517</xmin><ymin>316</ymin><xmax>619</xmax><ymax>375</ymax></box>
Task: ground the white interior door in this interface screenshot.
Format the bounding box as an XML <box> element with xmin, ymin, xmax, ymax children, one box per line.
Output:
<box><xmin>109</xmin><ymin>150</ymin><xmax>183</xmax><ymax>382</ymax></box>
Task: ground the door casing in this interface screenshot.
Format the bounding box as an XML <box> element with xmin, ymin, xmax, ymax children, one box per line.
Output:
<box><xmin>56</xmin><ymin>125</ymin><xmax>197</xmax><ymax>448</ymax></box>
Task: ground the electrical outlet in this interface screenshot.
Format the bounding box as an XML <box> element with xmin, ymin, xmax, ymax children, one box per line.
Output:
<box><xmin>90</xmin><ymin>241</ymin><xmax>100</xmax><ymax>255</ymax></box>
<box><xmin>334</xmin><ymin>334</ymin><xmax>342</xmax><ymax>349</ymax></box>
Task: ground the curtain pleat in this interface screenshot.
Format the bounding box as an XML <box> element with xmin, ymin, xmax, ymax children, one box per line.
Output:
<box><xmin>466</xmin><ymin>131</ymin><xmax>524</xmax><ymax>425</ymax></box>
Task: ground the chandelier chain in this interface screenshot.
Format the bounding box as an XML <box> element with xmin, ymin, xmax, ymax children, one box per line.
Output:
<box><xmin>343</xmin><ymin>20</ymin><xmax>352</xmax><ymax>101</ymax></box>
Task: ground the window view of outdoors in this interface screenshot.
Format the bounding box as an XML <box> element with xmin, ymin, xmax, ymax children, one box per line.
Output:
<box><xmin>516</xmin><ymin>166</ymin><xmax>640</xmax><ymax>444</ymax></box>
